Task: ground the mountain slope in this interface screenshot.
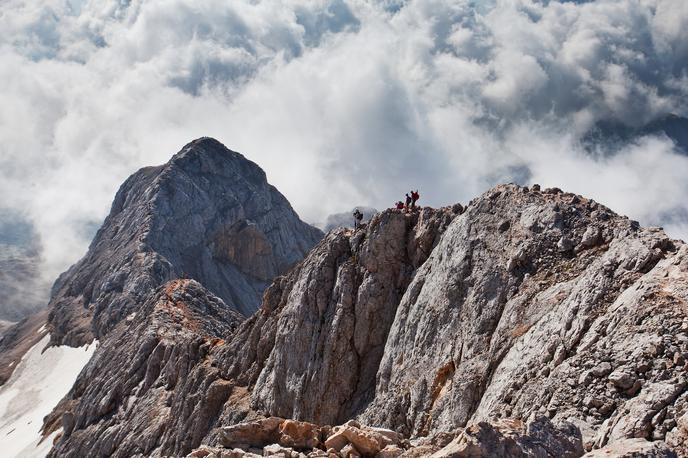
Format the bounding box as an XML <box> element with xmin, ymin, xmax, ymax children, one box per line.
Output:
<box><xmin>47</xmin><ymin>137</ymin><xmax>323</xmax><ymax>346</ymax></box>
<box><xmin>46</xmin><ymin>280</ymin><xmax>244</xmax><ymax>457</ymax></box>
<box><xmin>47</xmin><ymin>206</ymin><xmax>459</xmax><ymax>457</ymax></box>
<box><xmin>360</xmin><ymin>185</ymin><xmax>687</xmax><ymax>449</ymax></box>
<box><xmin>44</xmin><ymin>183</ymin><xmax>688</xmax><ymax>457</ymax></box>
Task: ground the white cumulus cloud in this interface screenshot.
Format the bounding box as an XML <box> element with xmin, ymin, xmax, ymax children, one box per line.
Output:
<box><xmin>0</xmin><ymin>0</ymin><xmax>687</xmax><ymax>286</ymax></box>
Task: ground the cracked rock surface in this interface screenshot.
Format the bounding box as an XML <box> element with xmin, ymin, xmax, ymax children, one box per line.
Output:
<box><xmin>46</xmin><ymin>137</ymin><xmax>322</xmax><ymax>347</ymax></box>
<box><xmin>47</xmin><ymin>279</ymin><xmax>244</xmax><ymax>458</ymax></box>
<box><xmin>361</xmin><ymin>185</ymin><xmax>688</xmax><ymax>453</ymax></box>
<box><xmin>43</xmin><ymin>180</ymin><xmax>688</xmax><ymax>457</ymax></box>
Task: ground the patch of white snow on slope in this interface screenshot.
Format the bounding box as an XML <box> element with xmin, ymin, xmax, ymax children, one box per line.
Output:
<box><xmin>0</xmin><ymin>334</ymin><xmax>97</xmax><ymax>457</ymax></box>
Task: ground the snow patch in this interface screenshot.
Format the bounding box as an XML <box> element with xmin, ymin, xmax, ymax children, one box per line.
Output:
<box><xmin>0</xmin><ymin>335</ymin><xmax>97</xmax><ymax>457</ymax></box>
<box><xmin>36</xmin><ymin>325</ymin><xmax>46</xmax><ymax>334</ymax></box>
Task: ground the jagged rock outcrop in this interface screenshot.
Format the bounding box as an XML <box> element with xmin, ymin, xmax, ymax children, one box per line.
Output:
<box><xmin>360</xmin><ymin>185</ymin><xmax>687</xmax><ymax>449</ymax></box>
<box><xmin>47</xmin><ymin>279</ymin><xmax>244</xmax><ymax>458</ymax></box>
<box><xmin>46</xmin><ymin>206</ymin><xmax>459</xmax><ymax>456</ymax></box>
<box><xmin>224</xmin><ymin>184</ymin><xmax>687</xmax><ymax>453</ymax></box>
<box><xmin>219</xmin><ymin>206</ymin><xmax>458</xmax><ymax>425</ymax></box>
<box><xmin>47</xmin><ymin>137</ymin><xmax>322</xmax><ymax>346</ymax></box>
<box><xmin>44</xmin><ymin>183</ymin><xmax>688</xmax><ymax>457</ymax></box>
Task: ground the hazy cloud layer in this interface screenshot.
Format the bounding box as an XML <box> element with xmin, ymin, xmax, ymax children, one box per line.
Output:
<box><xmin>1</xmin><ymin>0</ymin><xmax>688</xmax><ymax>284</ymax></box>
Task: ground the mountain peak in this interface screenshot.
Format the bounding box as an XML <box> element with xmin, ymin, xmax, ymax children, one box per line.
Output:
<box><xmin>47</xmin><ymin>140</ymin><xmax>322</xmax><ymax>346</ymax></box>
<box><xmin>171</xmin><ymin>137</ymin><xmax>242</xmax><ymax>165</ymax></box>
<box><xmin>160</xmin><ymin>137</ymin><xmax>269</xmax><ymax>190</ymax></box>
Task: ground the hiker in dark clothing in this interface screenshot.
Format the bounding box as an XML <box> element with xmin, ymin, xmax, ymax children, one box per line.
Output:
<box><xmin>405</xmin><ymin>193</ymin><xmax>412</xmax><ymax>213</ymax></box>
<box><xmin>411</xmin><ymin>190</ymin><xmax>420</xmax><ymax>210</ymax></box>
<box><xmin>353</xmin><ymin>208</ymin><xmax>363</xmax><ymax>229</ymax></box>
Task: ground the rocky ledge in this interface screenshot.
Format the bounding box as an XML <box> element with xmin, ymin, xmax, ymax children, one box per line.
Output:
<box><xmin>43</xmin><ymin>182</ymin><xmax>688</xmax><ymax>457</ymax></box>
<box><xmin>188</xmin><ymin>414</ymin><xmax>583</xmax><ymax>457</ymax></box>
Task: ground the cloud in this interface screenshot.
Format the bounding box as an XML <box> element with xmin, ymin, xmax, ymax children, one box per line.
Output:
<box><xmin>0</xmin><ymin>0</ymin><xmax>687</xmax><ymax>287</ymax></box>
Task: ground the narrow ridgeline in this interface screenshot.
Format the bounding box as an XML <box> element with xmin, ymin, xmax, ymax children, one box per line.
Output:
<box><xmin>32</xmin><ymin>148</ymin><xmax>688</xmax><ymax>457</ymax></box>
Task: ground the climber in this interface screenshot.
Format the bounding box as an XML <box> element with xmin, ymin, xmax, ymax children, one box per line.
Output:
<box><xmin>405</xmin><ymin>193</ymin><xmax>412</xmax><ymax>213</ymax></box>
<box><xmin>353</xmin><ymin>208</ymin><xmax>363</xmax><ymax>229</ymax></box>
<box><xmin>395</xmin><ymin>201</ymin><xmax>405</xmax><ymax>210</ymax></box>
<box><xmin>411</xmin><ymin>190</ymin><xmax>420</xmax><ymax>210</ymax></box>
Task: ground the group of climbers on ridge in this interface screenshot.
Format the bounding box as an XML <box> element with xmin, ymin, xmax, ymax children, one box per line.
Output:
<box><xmin>395</xmin><ymin>189</ymin><xmax>420</xmax><ymax>213</ymax></box>
<box><xmin>353</xmin><ymin>190</ymin><xmax>420</xmax><ymax>230</ymax></box>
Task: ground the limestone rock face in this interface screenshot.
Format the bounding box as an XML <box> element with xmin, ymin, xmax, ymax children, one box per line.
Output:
<box><xmin>222</xmin><ymin>206</ymin><xmax>458</xmax><ymax>425</ymax></box>
<box><xmin>43</xmin><ymin>182</ymin><xmax>688</xmax><ymax>457</ymax></box>
<box><xmin>47</xmin><ymin>279</ymin><xmax>245</xmax><ymax>458</ymax></box>
<box><xmin>360</xmin><ymin>184</ymin><xmax>688</xmax><ymax>450</ymax></box>
<box><xmin>47</xmin><ymin>138</ymin><xmax>323</xmax><ymax>346</ymax></box>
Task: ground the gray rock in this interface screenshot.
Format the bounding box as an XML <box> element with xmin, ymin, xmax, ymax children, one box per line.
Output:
<box><xmin>430</xmin><ymin>416</ymin><xmax>583</xmax><ymax>457</ymax></box>
<box><xmin>47</xmin><ymin>279</ymin><xmax>245</xmax><ymax>458</ymax></box>
<box><xmin>41</xmin><ymin>181</ymin><xmax>688</xmax><ymax>457</ymax></box>
<box><xmin>220</xmin><ymin>417</ymin><xmax>283</xmax><ymax>448</ymax></box>
<box><xmin>608</xmin><ymin>369</ymin><xmax>636</xmax><ymax>390</ymax></box>
<box><xmin>47</xmin><ymin>138</ymin><xmax>322</xmax><ymax>346</ymax></box>
<box><xmin>591</xmin><ymin>362</ymin><xmax>613</xmax><ymax>377</ymax></box>
<box><xmin>583</xmin><ymin>438</ymin><xmax>676</xmax><ymax>457</ymax></box>
<box><xmin>229</xmin><ymin>206</ymin><xmax>457</xmax><ymax>425</ymax></box>
<box><xmin>580</xmin><ymin>226</ymin><xmax>601</xmax><ymax>248</ymax></box>
<box><xmin>557</xmin><ymin>236</ymin><xmax>574</xmax><ymax>252</ymax></box>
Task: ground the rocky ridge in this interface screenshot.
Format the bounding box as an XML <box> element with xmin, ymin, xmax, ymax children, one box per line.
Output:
<box><xmin>45</xmin><ymin>279</ymin><xmax>244</xmax><ymax>457</ymax></box>
<box><xmin>40</xmin><ymin>173</ymin><xmax>688</xmax><ymax>456</ymax></box>
<box><xmin>48</xmin><ymin>205</ymin><xmax>458</xmax><ymax>457</ymax></box>
<box><xmin>46</xmin><ymin>137</ymin><xmax>322</xmax><ymax>347</ymax></box>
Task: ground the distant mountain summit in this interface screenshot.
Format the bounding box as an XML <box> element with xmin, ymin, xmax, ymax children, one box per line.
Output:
<box><xmin>47</xmin><ymin>137</ymin><xmax>323</xmax><ymax>346</ymax></box>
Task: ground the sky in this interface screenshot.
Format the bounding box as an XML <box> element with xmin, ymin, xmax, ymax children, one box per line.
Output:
<box><xmin>1</xmin><ymin>0</ymin><xmax>688</xmax><ymax>285</ymax></box>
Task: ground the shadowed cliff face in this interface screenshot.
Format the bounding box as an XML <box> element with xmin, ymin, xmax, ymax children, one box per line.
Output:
<box><xmin>47</xmin><ymin>138</ymin><xmax>323</xmax><ymax>347</ymax></box>
<box><xmin>45</xmin><ymin>280</ymin><xmax>245</xmax><ymax>458</ymax></box>
<box><xmin>46</xmin><ymin>183</ymin><xmax>688</xmax><ymax>457</ymax></box>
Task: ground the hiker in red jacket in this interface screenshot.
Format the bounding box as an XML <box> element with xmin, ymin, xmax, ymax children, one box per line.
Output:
<box><xmin>411</xmin><ymin>190</ymin><xmax>420</xmax><ymax>210</ymax></box>
<box><xmin>395</xmin><ymin>201</ymin><xmax>405</xmax><ymax>210</ymax></box>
